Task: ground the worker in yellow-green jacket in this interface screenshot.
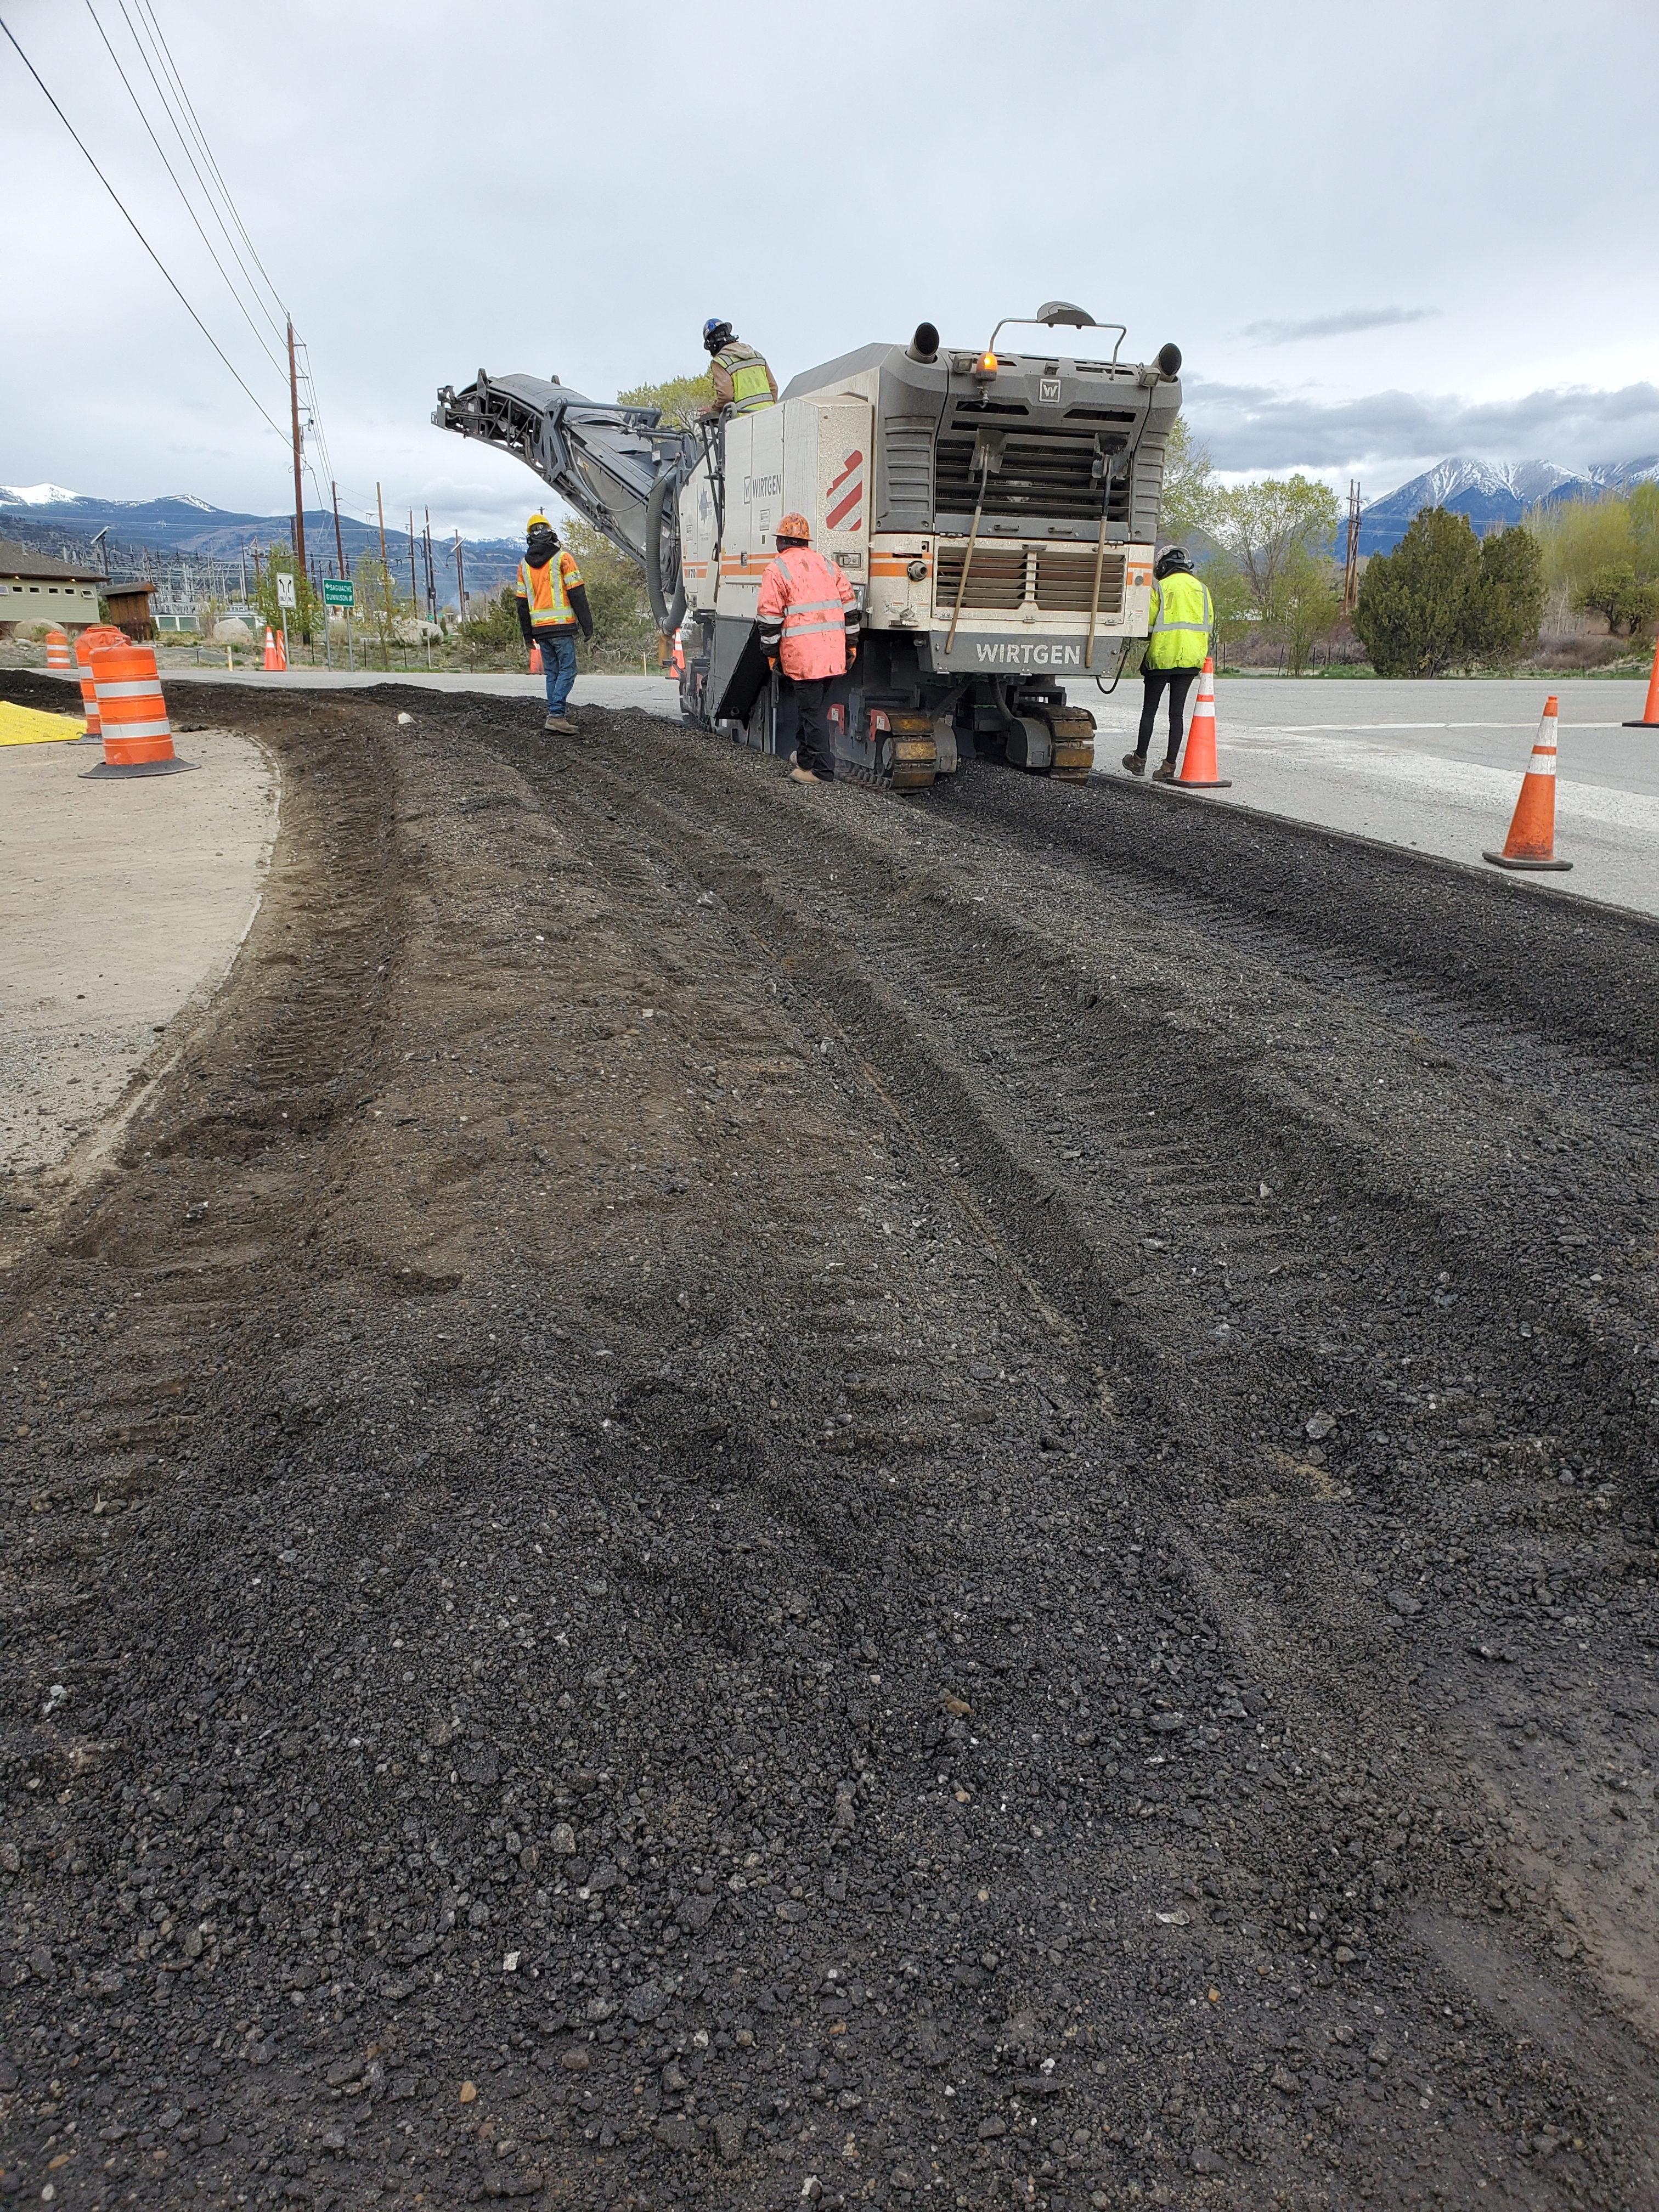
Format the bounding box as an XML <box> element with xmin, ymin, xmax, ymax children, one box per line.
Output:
<box><xmin>700</xmin><ymin>319</ymin><xmax>778</xmax><ymax>417</ymax></box>
<box><xmin>1123</xmin><ymin>547</ymin><xmax>1215</xmax><ymax>782</ymax></box>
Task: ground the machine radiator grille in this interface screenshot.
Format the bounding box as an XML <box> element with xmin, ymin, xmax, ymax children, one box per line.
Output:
<box><xmin>936</xmin><ymin>403</ymin><xmax>1136</xmax><ymax>525</ymax></box>
<box><xmin>1034</xmin><ymin>548</ymin><xmax>1127</xmax><ymax>616</ymax></box>
<box><xmin>879</xmin><ymin>416</ymin><xmax>934</xmax><ymax>531</ymax></box>
<box><xmin>931</xmin><ymin>545</ymin><xmax>1128</xmax><ymax>618</ymax></box>
<box><xmin>932</xmin><ymin>547</ymin><xmax>1029</xmax><ymax>613</ymax></box>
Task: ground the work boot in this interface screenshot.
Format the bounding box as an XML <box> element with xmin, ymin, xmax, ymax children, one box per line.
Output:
<box><xmin>789</xmin><ymin>764</ymin><xmax>824</xmax><ymax>786</ymax></box>
<box><xmin>547</xmin><ymin>715</ymin><xmax>578</xmax><ymax>735</ymax></box>
<box><xmin>1121</xmin><ymin>752</ymin><xmax>1145</xmax><ymax>777</ymax></box>
<box><xmin>543</xmin><ymin>712</ymin><xmax>560</xmax><ymax>732</ymax></box>
<box><xmin>1152</xmin><ymin>760</ymin><xmax>1177</xmax><ymax>783</ymax></box>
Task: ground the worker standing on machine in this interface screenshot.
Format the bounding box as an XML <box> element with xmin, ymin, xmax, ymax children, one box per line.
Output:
<box><xmin>758</xmin><ymin>511</ymin><xmax>859</xmax><ymax>787</ymax></box>
<box><xmin>515</xmin><ymin>511</ymin><xmax>593</xmax><ymax>735</ymax></box>
<box><xmin>1122</xmin><ymin>546</ymin><xmax>1214</xmax><ymax>782</ymax></box>
<box><xmin>701</xmin><ymin>319</ymin><xmax>778</xmax><ymax>417</ymax></box>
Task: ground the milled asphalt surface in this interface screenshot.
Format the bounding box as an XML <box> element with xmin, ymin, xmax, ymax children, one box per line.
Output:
<box><xmin>4</xmin><ymin>677</ymin><xmax>1659</xmax><ymax>2211</ymax></box>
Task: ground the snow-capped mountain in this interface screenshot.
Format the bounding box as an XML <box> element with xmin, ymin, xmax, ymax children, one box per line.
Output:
<box><xmin>0</xmin><ymin>482</ymin><xmax>82</xmax><ymax>506</ymax></box>
<box><xmin>1356</xmin><ymin>455</ymin><xmax>1659</xmax><ymax>555</ymax></box>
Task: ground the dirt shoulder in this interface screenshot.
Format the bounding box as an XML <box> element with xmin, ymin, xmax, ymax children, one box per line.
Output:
<box><xmin>2</xmin><ymin>674</ymin><xmax>1657</xmax><ymax>2211</ymax></box>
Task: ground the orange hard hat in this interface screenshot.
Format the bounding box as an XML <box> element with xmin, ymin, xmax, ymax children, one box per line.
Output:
<box><xmin>776</xmin><ymin>512</ymin><xmax>811</xmax><ymax>542</ymax></box>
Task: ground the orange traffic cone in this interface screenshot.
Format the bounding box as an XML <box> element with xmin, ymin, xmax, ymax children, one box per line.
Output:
<box><xmin>46</xmin><ymin>628</ymin><xmax>71</xmax><ymax>669</ymax></box>
<box><xmin>263</xmin><ymin>625</ymin><xmax>281</xmax><ymax>671</ymax></box>
<box><xmin>81</xmin><ymin>642</ymin><xmax>197</xmax><ymax>779</ymax></box>
<box><xmin>1484</xmin><ymin>696</ymin><xmax>1571</xmax><ymax>872</ymax></box>
<box><xmin>1175</xmin><ymin>658</ymin><xmax>1232</xmax><ymax>789</ymax></box>
<box><xmin>529</xmin><ymin>642</ymin><xmax>544</xmax><ymax>675</ymax></box>
<box><xmin>1626</xmin><ymin>637</ymin><xmax>1659</xmax><ymax>730</ymax></box>
<box><xmin>72</xmin><ymin>624</ymin><xmax>128</xmax><ymax>741</ymax></box>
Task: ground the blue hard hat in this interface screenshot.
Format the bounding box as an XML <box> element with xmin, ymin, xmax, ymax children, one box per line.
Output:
<box><xmin>703</xmin><ymin>318</ymin><xmax>725</xmax><ymax>340</ymax></box>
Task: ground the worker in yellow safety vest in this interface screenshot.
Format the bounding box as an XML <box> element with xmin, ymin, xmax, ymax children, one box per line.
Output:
<box><xmin>701</xmin><ymin>319</ymin><xmax>778</xmax><ymax>417</ymax></box>
<box><xmin>515</xmin><ymin>512</ymin><xmax>593</xmax><ymax>734</ymax></box>
<box><xmin>1123</xmin><ymin>546</ymin><xmax>1215</xmax><ymax>781</ymax></box>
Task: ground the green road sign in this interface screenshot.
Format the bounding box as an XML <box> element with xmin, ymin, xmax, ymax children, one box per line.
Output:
<box><xmin>323</xmin><ymin>578</ymin><xmax>355</xmax><ymax>608</ymax></box>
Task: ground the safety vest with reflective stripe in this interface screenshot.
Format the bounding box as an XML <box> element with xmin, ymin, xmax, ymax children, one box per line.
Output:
<box><xmin>516</xmin><ymin>549</ymin><xmax>584</xmax><ymax>629</ymax></box>
<box><xmin>1143</xmin><ymin>570</ymin><xmax>1214</xmax><ymax>670</ymax></box>
<box><xmin>714</xmin><ymin>342</ymin><xmax>775</xmax><ymax>415</ymax></box>
<box><xmin>757</xmin><ymin>545</ymin><xmax>856</xmax><ymax>681</ymax></box>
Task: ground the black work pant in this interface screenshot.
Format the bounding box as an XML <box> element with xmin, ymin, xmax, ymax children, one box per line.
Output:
<box><xmin>782</xmin><ymin>674</ymin><xmax>835</xmax><ymax>778</ymax></box>
<box><xmin>1135</xmin><ymin>668</ymin><xmax>1197</xmax><ymax>764</ymax></box>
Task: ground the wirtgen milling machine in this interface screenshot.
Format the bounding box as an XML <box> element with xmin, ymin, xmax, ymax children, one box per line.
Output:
<box><xmin>435</xmin><ymin>303</ymin><xmax>1182</xmax><ymax>793</ymax></box>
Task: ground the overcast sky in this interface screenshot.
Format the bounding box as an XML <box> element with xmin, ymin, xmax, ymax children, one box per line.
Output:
<box><xmin>4</xmin><ymin>0</ymin><xmax>1656</xmax><ymax>541</ymax></box>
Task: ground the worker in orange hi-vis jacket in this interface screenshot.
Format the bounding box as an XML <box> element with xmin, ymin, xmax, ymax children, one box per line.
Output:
<box><xmin>755</xmin><ymin>512</ymin><xmax>859</xmax><ymax>786</ymax></box>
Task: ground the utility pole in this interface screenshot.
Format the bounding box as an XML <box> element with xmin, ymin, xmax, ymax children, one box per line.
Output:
<box><xmin>454</xmin><ymin>528</ymin><xmax>467</xmax><ymax>620</ymax></box>
<box><xmin>1342</xmin><ymin>479</ymin><xmax>1362</xmax><ymax>612</ymax></box>
<box><xmin>376</xmin><ymin>482</ymin><xmax>388</xmax><ymax>574</ymax></box>
<box><xmin>424</xmin><ymin>507</ymin><xmax>437</xmax><ymax>624</ymax></box>
<box><xmin>408</xmin><ymin>510</ymin><xmax>419</xmax><ymax>615</ymax></box>
<box><xmin>287</xmin><ymin>319</ymin><xmax>307</xmax><ymax>576</ymax></box>
<box><xmin>331</xmin><ymin>481</ymin><xmax>346</xmax><ymax>585</ymax></box>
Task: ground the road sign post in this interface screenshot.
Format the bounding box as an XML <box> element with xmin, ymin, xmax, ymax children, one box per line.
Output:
<box><xmin>324</xmin><ymin>578</ymin><xmax>355</xmax><ymax>673</ymax></box>
<box><xmin>276</xmin><ymin>568</ymin><xmax>295</xmax><ymax>668</ymax></box>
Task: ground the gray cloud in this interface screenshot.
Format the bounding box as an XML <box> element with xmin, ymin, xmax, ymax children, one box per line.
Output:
<box><xmin>1244</xmin><ymin>307</ymin><xmax>1441</xmax><ymax>345</ymax></box>
<box><xmin>1187</xmin><ymin>379</ymin><xmax>1659</xmax><ymax>476</ymax></box>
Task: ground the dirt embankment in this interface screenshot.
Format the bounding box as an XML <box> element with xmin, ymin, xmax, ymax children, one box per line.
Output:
<box><xmin>3</xmin><ymin>671</ymin><xmax>1659</xmax><ymax>2211</ymax></box>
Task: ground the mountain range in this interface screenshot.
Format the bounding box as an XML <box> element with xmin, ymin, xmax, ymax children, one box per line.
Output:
<box><xmin>0</xmin><ymin>486</ymin><xmax>523</xmax><ymax>601</ymax></box>
<box><xmin>1354</xmin><ymin>456</ymin><xmax>1659</xmax><ymax>555</ymax></box>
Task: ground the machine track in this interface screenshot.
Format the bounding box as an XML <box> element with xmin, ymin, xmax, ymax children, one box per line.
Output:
<box><xmin>4</xmin><ymin>676</ymin><xmax>1658</xmax><ymax>2212</ymax></box>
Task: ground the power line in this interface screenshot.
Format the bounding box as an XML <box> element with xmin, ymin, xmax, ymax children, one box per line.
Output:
<box><xmin>0</xmin><ymin>10</ymin><xmax>286</xmax><ymax>442</ymax></box>
<box><xmin>82</xmin><ymin>0</ymin><xmax>286</xmax><ymax>379</ymax></box>
<box><xmin>131</xmin><ymin>0</ymin><xmax>289</xmax><ymax>328</ymax></box>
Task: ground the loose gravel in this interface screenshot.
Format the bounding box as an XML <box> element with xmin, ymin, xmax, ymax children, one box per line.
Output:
<box><xmin>3</xmin><ymin>670</ymin><xmax>1658</xmax><ymax>2212</ymax></box>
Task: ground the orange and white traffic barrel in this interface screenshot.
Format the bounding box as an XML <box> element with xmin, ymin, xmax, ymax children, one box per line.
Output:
<box><xmin>45</xmin><ymin>628</ymin><xmax>71</xmax><ymax>669</ymax></box>
<box><xmin>72</xmin><ymin>623</ymin><xmax>129</xmax><ymax>742</ymax></box>
<box><xmin>80</xmin><ymin>643</ymin><xmax>197</xmax><ymax>780</ymax></box>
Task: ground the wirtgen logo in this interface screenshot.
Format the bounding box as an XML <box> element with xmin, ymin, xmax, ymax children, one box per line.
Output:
<box><xmin>974</xmin><ymin>642</ymin><xmax>1083</xmax><ymax>666</ymax></box>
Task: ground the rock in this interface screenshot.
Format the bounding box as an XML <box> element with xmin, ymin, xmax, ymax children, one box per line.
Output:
<box><xmin>655</xmin><ymin>2117</ymin><xmax>695</xmax><ymax>2152</ymax></box>
<box><xmin>1148</xmin><ymin>1713</ymin><xmax>1184</xmax><ymax>1734</ymax></box>
<box><xmin>1305</xmin><ymin>1412</ymin><xmax>1336</xmax><ymax>1441</ymax></box>
<box><xmin>0</xmin><ymin>2057</ymin><xmax>18</xmax><ymax>2093</ymax></box>
<box><xmin>549</xmin><ymin>1824</ymin><xmax>576</xmax><ymax>1857</ymax></box>
<box><xmin>558</xmin><ymin>2049</ymin><xmax>590</xmax><ymax>2073</ymax></box>
<box><xmin>1271</xmin><ymin>2067</ymin><xmax>1301</xmax><ymax>2094</ymax></box>
<box><xmin>977</xmin><ymin>2117</ymin><xmax>1007</xmax><ymax>2140</ymax></box>
<box><xmin>460</xmin><ymin>2080</ymin><xmax>478</xmax><ymax>2103</ymax></box>
<box><xmin>678</xmin><ymin>1893</ymin><xmax>716</xmax><ymax>1932</ymax></box>
<box><xmin>586</xmin><ymin>1861</ymin><xmax>622</xmax><ymax>1895</ymax></box>
<box><xmin>200</xmin><ymin>2119</ymin><xmax>226</xmax><ymax>2146</ymax></box>
<box><xmin>479</xmin><ymin>2167</ymin><xmax>544</xmax><ymax>2199</ymax></box>
<box><xmin>713</xmin><ymin>2112</ymin><xmax>748</xmax><ymax>2163</ymax></box>
<box><xmin>0</xmin><ymin>1843</ymin><xmax>19</xmax><ymax>1874</ymax></box>
<box><xmin>1191</xmin><ymin>2147</ymin><xmax>1224</xmax><ymax>2173</ymax></box>
<box><xmin>1387</xmin><ymin>1591</ymin><xmax>1422</xmax><ymax>1617</ymax></box>
<box><xmin>626</xmin><ymin>1981</ymin><xmax>667</xmax><ymax>2023</ymax></box>
<box><xmin>469</xmin><ymin>1901</ymin><xmax>490</xmax><ymax>1928</ymax></box>
<box><xmin>29</xmin><ymin>1947</ymin><xmax>55</xmax><ymax>1982</ymax></box>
